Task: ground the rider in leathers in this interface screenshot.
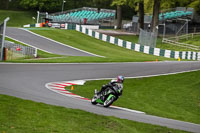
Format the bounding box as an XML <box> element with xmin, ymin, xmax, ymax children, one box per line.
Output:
<box><xmin>96</xmin><ymin>76</ymin><xmax>124</xmax><ymax>100</ymax></box>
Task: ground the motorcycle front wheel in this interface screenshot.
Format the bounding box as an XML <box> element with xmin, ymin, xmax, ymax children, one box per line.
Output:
<box><xmin>91</xmin><ymin>96</ymin><xmax>97</xmax><ymax>105</ymax></box>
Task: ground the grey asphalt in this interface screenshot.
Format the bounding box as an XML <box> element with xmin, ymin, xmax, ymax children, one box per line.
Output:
<box><xmin>0</xmin><ymin>61</ymin><xmax>200</xmax><ymax>132</ymax></box>
<box><xmin>6</xmin><ymin>27</ymin><xmax>95</xmax><ymax>56</ymax></box>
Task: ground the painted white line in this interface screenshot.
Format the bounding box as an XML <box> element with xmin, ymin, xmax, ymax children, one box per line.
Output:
<box><xmin>111</xmin><ymin>106</ymin><xmax>145</xmax><ymax>114</ymax></box>
<box><xmin>21</xmin><ymin>28</ymin><xmax>105</xmax><ymax>58</ymax></box>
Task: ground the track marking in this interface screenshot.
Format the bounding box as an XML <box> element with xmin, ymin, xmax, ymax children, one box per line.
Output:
<box><xmin>45</xmin><ymin>80</ymin><xmax>145</xmax><ymax>114</ymax></box>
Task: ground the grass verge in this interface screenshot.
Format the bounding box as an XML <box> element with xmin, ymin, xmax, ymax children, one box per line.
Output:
<box><xmin>179</xmin><ymin>35</ymin><xmax>200</xmax><ymax>46</ymax></box>
<box><xmin>0</xmin><ymin>10</ymin><xmax>36</xmax><ymax>27</ymax></box>
<box><xmin>66</xmin><ymin>70</ymin><xmax>200</xmax><ymax>124</ymax></box>
<box><xmin>0</xmin><ymin>94</ymin><xmax>188</xmax><ymax>133</ymax></box>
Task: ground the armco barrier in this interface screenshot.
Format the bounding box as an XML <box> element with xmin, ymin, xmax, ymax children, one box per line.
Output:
<box><xmin>75</xmin><ymin>24</ymin><xmax>200</xmax><ymax>61</ymax></box>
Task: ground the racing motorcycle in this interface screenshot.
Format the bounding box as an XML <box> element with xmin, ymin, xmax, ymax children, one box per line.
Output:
<box><xmin>91</xmin><ymin>86</ymin><xmax>122</xmax><ymax>107</ymax></box>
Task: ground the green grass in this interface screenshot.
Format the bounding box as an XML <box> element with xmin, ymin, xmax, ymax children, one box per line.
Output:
<box><xmin>179</xmin><ymin>35</ymin><xmax>200</xmax><ymax>46</ymax></box>
<box><xmin>66</xmin><ymin>70</ymin><xmax>200</xmax><ymax>124</ymax></box>
<box><xmin>0</xmin><ymin>10</ymin><xmax>36</xmax><ymax>27</ymax></box>
<box><xmin>115</xmin><ymin>35</ymin><xmax>199</xmax><ymax>52</ymax></box>
<box><xmin>0</xmin><ymin>94</ymin><xmax>188</xmax><ymax>133</ymax></box>
<box><xmin>21</xmin><ymin>28</ymin><xmax>173</xmax><ymax>63</ymax></box>
<box><xmin>114</xmin><ymin>35</ymin><xmax>139</xmax><ymax>43</ymax></box>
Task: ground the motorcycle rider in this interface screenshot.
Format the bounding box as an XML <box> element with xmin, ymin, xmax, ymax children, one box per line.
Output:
<box><xmin>95</xmin><ymin>76</ymin><xmax>124</xmax><ymax>99</ymax></box>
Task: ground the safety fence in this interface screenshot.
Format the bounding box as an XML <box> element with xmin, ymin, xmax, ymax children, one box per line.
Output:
<box><xmin>162</xmin><ymin>32</ymin><xmax>200</xmax><ymax>51</ymax></box>
<box><xmin>75</xmin><ymin>24</ymin><xmax>200</xmax><ymax>61</ymax></box>
<box><xmin>139</xmin><ymin>29</ymin><xmax>158</xmax><ymax>48</ymax></box>
<box><xmin>4</xmin><ymin>41</ymin><xmax>37</xmax><ymax>60</ymax></box>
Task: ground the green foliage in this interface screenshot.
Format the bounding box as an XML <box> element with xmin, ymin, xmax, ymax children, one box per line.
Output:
<box><xmin>143</xmin><ymin>0</ymin><xmax>200</xmax><ymax>14</ymax></box>
<box><xmin>91</xmin><ymin>0</ymin><xmax>113</xmax><ymax>9</ymax></box>
<box><xmin>0</xmin><ymin>0</ymin><xmax>200</xmax><ymax>15</ymax></box>
<box><xmin>19</xmin><ymin>0</ymin><xmax>62</xmax><ymax>12</ymax></box>
<box><xmin>112</xmin><ymin>0</ymin><xmax>128</xmax><ymax>6</ymax></box>
<box><xmin>188</xmin><ymin>0</ymin><xmax>200</xmax><ymax>14</ymax></box>
<box><xmin>0</xmin><ymin>10</ymin><xmax>36</xmax><ymax>27</ymax></box>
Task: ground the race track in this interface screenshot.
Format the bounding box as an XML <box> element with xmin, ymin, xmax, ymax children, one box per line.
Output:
<box><xmin>2</xmin><ymin>27</ymin><xmax>200</xmax><ymax>132</ymax></box>
<box><xmin>6</xmin><ymin>27</ymin><xmax>97</xmax><ymax>56</ymax></box>
<box><xmin>0</xmin><ymin>62</ymin><xmax>200</xmax><ymax>132</ymax></box>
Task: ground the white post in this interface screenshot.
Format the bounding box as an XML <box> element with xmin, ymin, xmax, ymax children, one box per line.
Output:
<box><xmin>62</xmin><ymin>0</ymin><xmax>66</xmax><ymax>12</ymax></box>
<box><xmin>46</xmin><ymin>12</ymin><xmax>48</xmax><ymax>18</ymax></box>
<box><xmin>198</xmin><ymin>52</ymin><xmax>200</xmax><ymax>61</ymax></box>
<box><xmin>1</xmin><ymin>17</ymin><xmax>10</xmax><ymax>61</ymax></box>
<box><xmin>163</xmin><ymin>23</ymin><xmax>166</xmax><ymax>39</ymax></box>
<box><xmin>34</xmin><ymin>48</ymin><xmax>37</xmax><ymax>58</ymax></box>
<box><xmin>37</xmin><ymin>11</ymin><xmax>40</xmax><ymax>23</ymax></box>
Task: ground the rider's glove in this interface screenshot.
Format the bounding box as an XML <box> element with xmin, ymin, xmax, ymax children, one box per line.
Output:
<box><xmin>102</xmin><ymin>85</ymin><xmax>106</xmax><ymax>89</ymax></box>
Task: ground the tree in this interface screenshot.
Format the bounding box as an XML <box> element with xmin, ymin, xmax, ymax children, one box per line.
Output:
<box><xmin>138</xmin><ymin>0</ymin><xmax>144</xmax><ymax>29</ymax></box>
<box><xmin>151</xmin><ymin>0</ymin><xmax>161</xmax><ymax>32</ymax></box>
<box><xmin>91</xmin><ymin>0</ymin><xmax>113</xmax><ymax>9</ymax></box>
<box><xmin>112</xmin><ymin>0</ymin><xmax>127</xmax><ymax>29</ymax></box>
<box><xmin>188</xmin><ymin>0</ymin><xmax>200</xmax><ymax>14</ymax></box>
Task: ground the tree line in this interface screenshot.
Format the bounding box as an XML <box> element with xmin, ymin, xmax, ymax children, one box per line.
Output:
<box><xmin>1</xmin><ymin>0</ymin><xmax>199</xmax><ymax>14</ymax></box>
<box><xmin>1</xmin><ymin>0</ymin><xmax>199</xmax><ymax>31</ymax></box>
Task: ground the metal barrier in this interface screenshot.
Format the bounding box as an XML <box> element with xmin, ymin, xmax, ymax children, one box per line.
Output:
<box><xmin>162</xmin><ymin>32</ymin><xmax>200</xmax><ymax>51</ymax></box>
<box><xmin>139</xmin><ymin>28</ymin><xmax>158</xmax><ymax>48</ymax></box>
<box><xmin>5</xmin><ymin>41</ymin><xmax>37</xmax><ymax>60</ymax></box>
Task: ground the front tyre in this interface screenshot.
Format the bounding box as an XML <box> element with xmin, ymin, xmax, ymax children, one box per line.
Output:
<box><xmin>91</xmin><ymin>96</ymin><xmax>97</xmax><ymax>105</ymax></box>
<box><xmin>103</xmin><ymin>95</ymin><xmax>115</xmax><ymax>107</ymax></box>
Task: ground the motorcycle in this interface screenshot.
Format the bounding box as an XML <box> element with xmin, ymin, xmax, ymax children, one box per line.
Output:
<box><xmin>91</xmin><ymin>86</ymin><xmax>122</xmax><ymax>107</ymax></box>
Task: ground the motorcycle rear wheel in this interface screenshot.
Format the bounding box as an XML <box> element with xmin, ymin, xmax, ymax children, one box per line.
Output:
<box><xmin>103</xmin><ymin>96</ymin><xmax>115</xmax><ymax>107</ymax></box>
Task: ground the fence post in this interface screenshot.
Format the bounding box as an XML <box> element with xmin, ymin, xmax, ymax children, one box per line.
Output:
<box><xmin>1</xmin><ymin>17</ymin><xmax>10</xmax><ymax>61</ymax></box>
<box><xmin>198</xmin><ymin>52</ymin><xmax>200</xmax><ymax>61</ymax></box>
<box><xmin>37</xmin><ymin>11</ymin><xmax>40</xmax><ymax>23</ymax></box>
<box><xmin>2</xmin><ymin>47</ymin><xmax>7</xmax><ymax>61</ymax></box>
<box><xmin>34</xmin><ymin>48</ymin><xmax>37</xmax><ymax>58</ymax></box>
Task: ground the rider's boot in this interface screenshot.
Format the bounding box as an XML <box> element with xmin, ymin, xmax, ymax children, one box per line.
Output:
<box><xmin>95</xmin><ymin>89</ymin><xmax>98</xmax><ymax>95</ymax></box>
<box><xmin>95</xmin><ymin>89</ymin><xmax>100</xmax><ymax>98</ymax></box>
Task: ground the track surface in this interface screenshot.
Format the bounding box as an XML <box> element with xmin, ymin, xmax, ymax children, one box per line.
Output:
<box><xmin>6</xmin><ymin>27</ymin><xmax>95</xmax><ymax>56</ymax></box>
<box><xmin>2</xmin><ymin>27</ymin><xmax>200</xmax><ymax>132</ymax></box>
<box><xmin>0</xmin><ymin>62</ymin><xmax>200</xmax><ymax>132</ymax></box>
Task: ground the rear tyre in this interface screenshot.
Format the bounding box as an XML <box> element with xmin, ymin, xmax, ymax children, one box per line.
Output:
<box><xmin>103</xmin><ymin>96</ymin><xmax>115</xmax><ymax>107</ymax></box>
